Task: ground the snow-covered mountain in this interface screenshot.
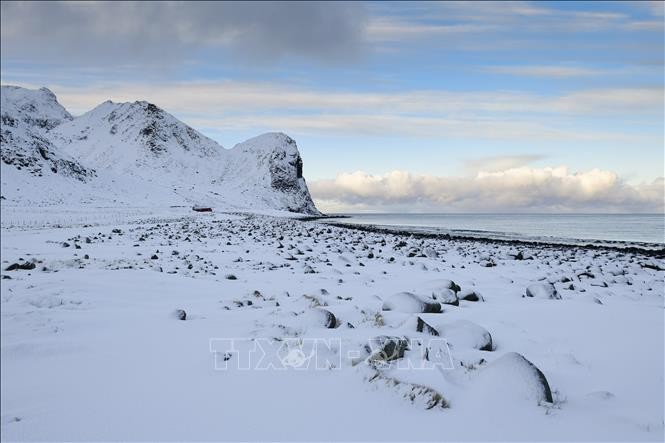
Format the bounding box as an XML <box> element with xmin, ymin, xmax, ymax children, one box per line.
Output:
<box><xmin>1</xmin><ymin>85</ymin><xmax>320</xmax><ymax>214</ymax></box>
<box><xmin>0</xmin><ymin>86</ymin><xmax>94</xmax><ymax>180</ymax></box>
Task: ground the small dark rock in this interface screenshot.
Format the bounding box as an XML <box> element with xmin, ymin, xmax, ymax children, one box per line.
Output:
<box><xmin>5</xmin><ymin>262</ymin><xmax>36</xmax><ymax>271</ymax></box>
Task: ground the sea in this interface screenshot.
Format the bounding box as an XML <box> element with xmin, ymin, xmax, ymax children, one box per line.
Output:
<box><xmin>328</xmin><ymin>213</ymin><xmax>665</xmax><ymax>246</ymax></box>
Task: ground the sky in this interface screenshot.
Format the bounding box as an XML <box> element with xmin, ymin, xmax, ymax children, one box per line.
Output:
<box><xmin>1</xmin><ymin>1</ymin><xmax>664</xmax><ymax>213</ymax></box>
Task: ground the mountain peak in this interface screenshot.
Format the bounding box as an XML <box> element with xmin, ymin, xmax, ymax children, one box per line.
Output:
<box><xmin>1</xmin><ymin>85</ymin><xmax>72</xmax><ymax>127</ymax></box>
<box><xmin>0</xmin><ymin>85</ymin><xmax>93</xmax><ymax>184</ymax></box>
<box><xmin>38</xmin><ymin>86</ymin><xmax>57</xmax><ymax>100</ymax></box>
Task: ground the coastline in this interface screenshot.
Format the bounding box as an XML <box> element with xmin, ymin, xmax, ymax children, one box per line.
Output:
<box><xmin>314</xmin><ymin>219</ymin><xmax>665</xmax><ymax>258</ymax></box>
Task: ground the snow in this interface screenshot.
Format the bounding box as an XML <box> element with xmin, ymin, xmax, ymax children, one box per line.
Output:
<box><xmin>382</xmin><ymin>291</ymin><xmax>442</xmax><ymax>313</ymax></box>
<box><xmin>526</xmin><ymin>282</ymin><xmax>561</xmax><ymax>300</ymax></box>
<box><xmin>2</xmin><ymin>86</ymin><xmax>319</xmax><ymax>214</ymax></box>
<box><xmin>1</xmin><ymin>209</ymin><xmax>663</xmax><ymax>441</ymax></box>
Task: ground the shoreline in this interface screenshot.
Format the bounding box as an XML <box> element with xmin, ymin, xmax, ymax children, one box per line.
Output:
<box><xmin>314</xmin><ymin>219</ymin><xmax>665</xmax><ymax>259</ymax></box>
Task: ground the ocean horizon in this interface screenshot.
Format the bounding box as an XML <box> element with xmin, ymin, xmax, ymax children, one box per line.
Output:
<box><xmin>331</xmin><ymin>212</ymin><xmax>665</xmax><ymax>245</ymax></box>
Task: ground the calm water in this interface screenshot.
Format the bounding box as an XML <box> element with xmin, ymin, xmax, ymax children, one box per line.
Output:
<box><xmin>330</xmin><ymin>213</ymin><xmax>665</xmax><ymax>245</ymax></box>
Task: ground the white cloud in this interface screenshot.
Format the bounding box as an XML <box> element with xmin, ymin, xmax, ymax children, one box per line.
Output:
<box><xmin>367</xmin><ymin>17</ymin><xmax>495</xmax><ymax>41</ymax></box>
<box><xmin>485</xmin><ymin>65</ymin><xmax>603</xmax><ymax>78</ymax></box>
<box><xmin>3</xmin><ymin>81</ymin><xmax>656</xmax><ymax>144</ymax></box>
<box><xmin>366</xmin><ymin>0</ymin><xmax>654</xmax><ymax>44</ymax></box>
<box><xmin>29</xmin><ymin>81</ymin><xmax>660</xmax><ymax>119</ymax></box>
<box><xmin>464</xmin><ymin>155</ymin><xmax>545</xmax><ymax>173</ymax></box>
<box><xmin>310</xmin><ymin>167</ymin><xmax>665</xmax><ymax>213</ymax></box>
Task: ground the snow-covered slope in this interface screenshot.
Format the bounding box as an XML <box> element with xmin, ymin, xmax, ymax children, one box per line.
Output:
<box><xmin>1</xmin><ymin>85</ymin><xmax>320</xmax><ymax>214</ymax></box>
<box><xmin>52</xmin><ymin>100</ymin><xmax>224</xmax><ymax>175</ymax></box>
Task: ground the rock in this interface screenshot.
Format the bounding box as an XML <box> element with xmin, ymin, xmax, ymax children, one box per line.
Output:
<box><xmin>438</xmin><ymin>279</ymin><xmax>461</xmax><ymax>293</ymax></box>
<box><xmin>432</xmin><ymin>287</ymin><xmax>459</xmax><ymax>306</ymax></box>
<box><xmin>150</xmin><ymin>254</ymin><xmax>159</xmax><ymax>260</ymax></box>
<box><xmin>5</xmin><ymin>262</ymin><xmax>36</xmax><ymax>271</ymax></box>
<box><xmin>367</xmin><ymin>336</ymin><xmax>409</xmax><ymax>362</ymax></box>
<box><xmin>382</xmin><ymin>292</ymin><xmax>441</xmax><ymax>313</ymax></box>
<box><xmin>475</xmin><ymin>352</ymin><xmax>553</xmax><ymax>404</ymax></box>
<box><xmin>590</xmin><ymin>280</ymin><xmax>608</xmax><ymax>288</ymax></box>
<box><xmin>174</xmin><ymin>309</ymin><xmax>187</xmax><ymax>320</ymax></box>
<box><xmin>416</xmin><ymin>317</ymin><xmax>439</xmax><ymax>336</ymax></box>
<box><xmin>437</xmin><ymin>320</ymin><xmax>492</xmax><ymax>351</ymax></box>
<box><xmin>303</xmin><ymin>308</ymin><xmax>337</xmax><ymax>329</ymax></box>
<box><xmin>459</xmin><ymin>289</ymin><xmax>484</xmax><ymax>302</ymax></box>
<box><xmin>424</xmin><ymin>247</ymin><xmax>439</xmax><ymax>258</ymax></box>
<box><xmin>225</xmin><ymin>274</ymin><xmax>237</xmax><ymax>280</ymax></box>
<box><xmin>525</xmin><ymin>283</ymin><xmax>560</xmax><ymax>300</ymax></box>
<box><xmin>640</xmin><ymin>260</ymin><xmax>665</xmax><ymax>271</ymax></box>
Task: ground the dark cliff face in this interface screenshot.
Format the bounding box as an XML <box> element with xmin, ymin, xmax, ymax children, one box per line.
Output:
<box><xmin>269</xmin><ymin>149</ymin><xmax>318</xmax><ymax>214</ymax></box>
<box><xmin>263</xmin><ymin>135</ymin><xmax>319</xmax><ymax>214</ymax></box>
<box><xmin>269</xmin><ymin>148</ymin><xmax>303</xmax><ymax>191</ymax></box>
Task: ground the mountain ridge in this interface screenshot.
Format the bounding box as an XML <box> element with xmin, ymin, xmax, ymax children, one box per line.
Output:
<box><xmin>0</xmin><ymin>85</ymin><xmax>320</xmax><ymax>214</ymax></box>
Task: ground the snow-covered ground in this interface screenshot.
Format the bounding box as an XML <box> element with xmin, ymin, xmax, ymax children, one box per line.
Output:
<box><xmin>1</xmin><ymin>208</ymin><xmax>663</xmax><ymax>441</ymax></box>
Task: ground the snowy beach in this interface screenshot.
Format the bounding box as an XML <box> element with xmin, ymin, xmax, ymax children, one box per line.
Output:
<box><xmin>2</xmin><ymin>208</ymin><xmax>663</xmax><ymax>441</ymax></box>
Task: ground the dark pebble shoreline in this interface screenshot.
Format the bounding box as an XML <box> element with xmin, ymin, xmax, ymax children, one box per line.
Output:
<box><xmin>311</xmin><ymin>220</ymin><xmax>665</xmax><ymax>259</ymax></box>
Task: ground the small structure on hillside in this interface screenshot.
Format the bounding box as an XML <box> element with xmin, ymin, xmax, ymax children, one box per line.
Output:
<box><xmin>192</xmin><ymin>205</ymin><xmax>212</xmax><ymax>212</ymax></box>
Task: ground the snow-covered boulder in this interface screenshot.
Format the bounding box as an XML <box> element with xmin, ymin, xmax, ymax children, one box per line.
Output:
<box><xmin>473</xmin><ymin>352</ymin><xmax>553</xmax><ymax>404</ymax></box>
<box><xmin>382</xmin><ymin>292</ymin><xmax>441</xmax><ymax>313</ymax></box>
<box><xmin>432</xmin><ymin>287</ymin><xmax>459</xmax><ymax>306</ymax></box>
<box><xmin>367</xmin><ymin>335</ymin><xmax>409</xmax><ymax>362</ymax></box>
<box><xmin>436</xmin><ymin>320</ymin><xmax>493</xmax><ymax>351</ymax></box>
<box><xmin>301</xmin><ymin>308</ymin><xmax>337</xmax><ymax>329</ymax></box>
<box><xmin>400</xmin><ymin>316</ymin><xmax>440</xmax><ymax>336</ymax></box>
<box><xmin>436</xmin><ymin>279</ymin><xmax>461</xmax><ymax>293</ymax></box>
<box><xmin>416</xmin><ymin>317</ymin><xmax>440</xmax><ymax>336</ymax></box>
<box><xmin>525</xmin><ymin>283</ymin><xmax>561</xmax><ymax>300</ymax></box>
<box><xmin>459</xmin><ymin>289</ymin><xmax>484</xmax><ymax>302</ymax></box>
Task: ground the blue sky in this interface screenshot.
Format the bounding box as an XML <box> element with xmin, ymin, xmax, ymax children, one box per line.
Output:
<box><xmin>1</xmin><ymin>1</ymin><xmax>663</xmax><ymax>212</ymax></box>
